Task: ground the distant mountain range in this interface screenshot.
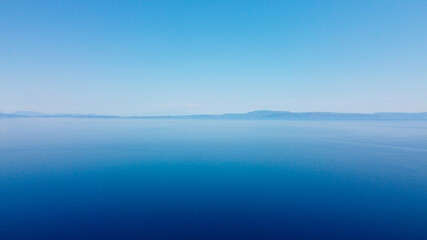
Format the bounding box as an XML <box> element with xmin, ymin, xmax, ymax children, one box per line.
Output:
<box><xmin>1</xmin><ymin>110</ymin><xmax>427</xmax><ymax>120</ymax></box>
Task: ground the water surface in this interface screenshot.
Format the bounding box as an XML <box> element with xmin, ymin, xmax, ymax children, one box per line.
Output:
<box><xmin>1</xmin><ymin>119</ymin><xmax>426</xmax><ymax>239</ymax></box>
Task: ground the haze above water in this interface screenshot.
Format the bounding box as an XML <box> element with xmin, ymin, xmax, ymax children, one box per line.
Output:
<box><xmin>1</xmin><ymin>119</ymin><xmax>426</xmax><ymax>239</ymax></box>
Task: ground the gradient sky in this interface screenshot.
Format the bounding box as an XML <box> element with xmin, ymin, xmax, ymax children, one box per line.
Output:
<box><xmin>1</xmin><ymin>0</ymin><xmax>426</xmax><ymax>115</ymax></box>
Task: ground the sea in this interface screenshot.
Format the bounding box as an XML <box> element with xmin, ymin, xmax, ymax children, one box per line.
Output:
<box><xmin>0</xmin><ymin>118</ymin><xmax>426</xmax><ymax>239</ymax></box>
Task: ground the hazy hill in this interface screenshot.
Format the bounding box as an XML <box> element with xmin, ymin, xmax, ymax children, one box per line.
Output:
<box><xmin>2</xmin><ymin>110</ymin><xmax>427</xmax><ymax>120</ymax></box>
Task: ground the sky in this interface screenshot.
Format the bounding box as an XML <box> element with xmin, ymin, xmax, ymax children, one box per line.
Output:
<box><xmin>1</xmin><ymin>0</ymin><xmax>426</xmax><ymax>116</ymax></box>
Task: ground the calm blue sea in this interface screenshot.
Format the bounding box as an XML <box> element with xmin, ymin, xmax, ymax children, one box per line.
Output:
<box><xmin>1</xmin><ymin>119</ymin><xmax>426</xmax><ymax>239</ymax></box>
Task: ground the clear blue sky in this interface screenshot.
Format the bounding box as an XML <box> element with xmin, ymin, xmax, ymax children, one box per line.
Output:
<box><xmin>1</xmin><ymin>0</ymin><xmax>426</xmax><ymax>115</ymax></box>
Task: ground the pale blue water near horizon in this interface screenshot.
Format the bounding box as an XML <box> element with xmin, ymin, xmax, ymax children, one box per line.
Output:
<box><xmin>1</xmin><ymin>119</ymin><xmax>426</xmax><ymax>239</ymax></box>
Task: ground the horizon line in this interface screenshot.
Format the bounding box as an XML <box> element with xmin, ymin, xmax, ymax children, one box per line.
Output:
<box><xmin>2</xmin><ymin>110</ymin><xmax>427</xmax><ymax>119</ymax></box>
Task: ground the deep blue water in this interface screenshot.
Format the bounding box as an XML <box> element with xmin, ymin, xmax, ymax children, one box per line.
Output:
<box><xmin>1</xmin><ymin>119</ymin><xmax>426</xmax><ymax>239</ymax></box>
